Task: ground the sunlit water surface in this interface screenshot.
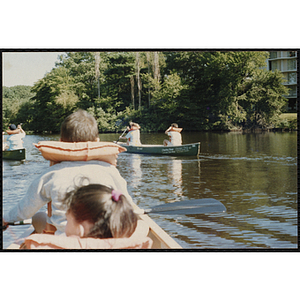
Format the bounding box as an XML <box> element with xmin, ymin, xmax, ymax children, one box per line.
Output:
<box><xmin>2</xmin><ymin>131</ymin><xmax>297</xmax><ymax>249</ymax></box>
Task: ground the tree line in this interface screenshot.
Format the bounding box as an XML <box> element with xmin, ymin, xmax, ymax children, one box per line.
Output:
<box><xmin>2</xmin><ymin>51</ymin><xmax>289</xmax><ymax>133</ymax></box>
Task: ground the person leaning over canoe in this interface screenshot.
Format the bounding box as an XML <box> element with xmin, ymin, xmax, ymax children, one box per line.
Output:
<box><xmin>119</xmin><ymin>121</ymin><xmax>142</xmax><ymax>146</ymax></box>
<box><xmin>4</xmin><ymin>124</ymin><xmax>26</xmax><ymax>151</ymax></box>
<box><xmin>163</xmin><ymin>123</ymin><xmax>182</xmax><ymax>146</ymax></box>
<box><xmin>2</xmin><ymin>109</ymin><xmax>141</xmax><ymax>235</ymax></box>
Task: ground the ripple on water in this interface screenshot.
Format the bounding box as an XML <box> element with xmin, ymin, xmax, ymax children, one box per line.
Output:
<box><xmin>3</xmin><ymin>133</ymin><xmax>297</xmax><ymax>249</ymax></box>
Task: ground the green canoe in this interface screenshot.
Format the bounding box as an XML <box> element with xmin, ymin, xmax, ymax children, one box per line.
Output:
<box><xmin>119</xmin><ymin>142</ymin><xmax>200</xmax><ymax>156</ymax></box>
<box><xmin>3</xmin><ymin>148</ymin><xmax>26</xmax><ymax>161</ymax></box>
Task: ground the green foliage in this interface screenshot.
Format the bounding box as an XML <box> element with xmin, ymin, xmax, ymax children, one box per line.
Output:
<box><xmin>103</xmin><ymin>52</ymin><xmax>135</xmax><ymax>107</ymax></box>
<box><xmin>143</xmin><ymin>72</ymin><xmax>187</xmax><ymax>111</ymax></box>
<box><xmin>3</xmin><ymin>51</ymin><xmax>292</xmax><ymax>133</ymax></box>
<box><xmin>55</xmin><ymin>91</ymin><xmax>79</xmax><ymax>109</ymax></box>
<box><xmin>2</xmin><ymin>85</ymin><xmax>35</xmax><ymax>130</ymax></box>
<box><xmin>55</xmin><ymin>52</ymin><xmax>102</xmax><ymax>108</ymax></box>
<box><xmin>274</xmin><ymin>113</ymin><xmax>297</xmax><ymax>130</ymax></box>
<box><xmin>28</xmin><ymin>68</ymin><xmax>74</xmax><ymax>132</ymax></box>
<box><xmin>240</xmin><ymin>69</ymin><xmax>288</xmax><ymax>129</ymax></box>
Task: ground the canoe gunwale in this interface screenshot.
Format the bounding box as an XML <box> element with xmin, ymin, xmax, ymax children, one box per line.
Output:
<box><xmin>3</xmin><ymin>148</ymin><xmax>26</xmax><ymax>161</ymax></box>
<box><xmin>6</xmin><ymin>206</ymin><xmax>182</xmax><ymax>250</ymax></box>
<box><xmin>131</xmin><ymin>203</ymin><xmax>182</xmax><ymax>249</ymax></box>
<box><xmin>119</xmin><ymin>142</ymin><xmax>200</xmax><ymax>156</ymax></box>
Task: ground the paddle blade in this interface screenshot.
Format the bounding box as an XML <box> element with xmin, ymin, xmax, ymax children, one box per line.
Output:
<box><xmin>7</xmin><ymin>219</ymin><xmax>32</xmax><ymax>226</ymax></box>
<box><xmin>145</xmin><ymin>199</ymin><xmax>226</xmax><ymax>215</ymax></box>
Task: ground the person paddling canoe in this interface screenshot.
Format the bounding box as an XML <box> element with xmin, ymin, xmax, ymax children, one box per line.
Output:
<box><xmin>119</xmin><ymin>122</ymin><xmax>142</xmax><ymax>146</ymax></box>
<box><xmin>5</xmin><ymin>124</ymin><xmax>26</xmax><ymax>151</ymax></box>
<box><xmin>163</xmin><ymin>123</ymin><xmax>182</xmax><ymax>146</ymax></box>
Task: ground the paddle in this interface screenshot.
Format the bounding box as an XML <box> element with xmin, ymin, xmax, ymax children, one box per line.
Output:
<box><xmin>114</xmin><ymin>127</ymin><xmax>128</xmax><ymax>144</ymax></box>
<box><xmin>6</xmin><ymin>219</ymin><xmax>32</xmax><ymax>226</ymax></box>
<box><xmin>2</xmin><ymin>219</ymin><xmax>32</xmax><ymax>230</ymax></box>
<box><xmin>3</xmin><ymin>199</ymin><xmax>226</xmax><ymax>228</ymax></box>
<box><xmin>144</xmin><ymin>198</ymin><xmax>226</xmax><ymax>215</ymax></box>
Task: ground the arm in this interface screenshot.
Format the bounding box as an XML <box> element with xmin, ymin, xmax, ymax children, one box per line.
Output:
<box><xmin>17</xmin><ymin>124</ymin><xmax>26</xmax><ymax>136</ymax></box>
<box><xmin>165</xmin><ymin>126</ymin><xmax>172</xmax><ymax>134</ymax></box>
<box><xmin>124</xmin><ymin>132</ymin><xmax>131</xmax><ymax>139</ymax></box>
<box><xmin>119</xmin><ymin>127</ymin><xmax>130</xmax><ymax>139</ymax></box>
<box><xmin>3</xmin><ymin>174</ymin><xmax>50</xmax><ymax>223</ymax></box>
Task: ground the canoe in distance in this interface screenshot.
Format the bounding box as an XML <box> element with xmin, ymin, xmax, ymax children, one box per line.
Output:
<box><xmin>3</xmin><ymin>148</ymin><xmax>26</xmax><ymax>161</ymax></box>
<box><xmin>118</xmin><ymin>142</ymin><xmax>200</xmax><ymax>156</ymax></box>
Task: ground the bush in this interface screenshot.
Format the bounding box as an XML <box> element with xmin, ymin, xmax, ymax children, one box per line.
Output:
<box><xmin>275</xmin><ymin>113</ymin><xmax>297</xmax><ymax>130</ymax></box>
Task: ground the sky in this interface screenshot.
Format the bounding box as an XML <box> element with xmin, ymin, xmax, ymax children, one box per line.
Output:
<box><xmin>3</xmin><ymin>52</ymin><xmax>65</xmax><ymax>87</ymax></box>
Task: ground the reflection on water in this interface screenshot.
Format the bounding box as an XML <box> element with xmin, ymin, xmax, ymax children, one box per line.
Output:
<box><xmin>2</xmin><ymin>131</ymin><xmax>298</xmax><ymax>249</ymax></box>
<box><xmin>128</xmin><ymin>154</ymin><xmax>142</xmax><ymax>197</ymax></box>
<box><xmin>118</xmin><ymin>131</ymin><xmax>297</xmax><ymax>249</ymax></box>
<box><xmin>168</xmin><ymin>159</ymin><xmax>183</xmax><ymax>199</ymax></box>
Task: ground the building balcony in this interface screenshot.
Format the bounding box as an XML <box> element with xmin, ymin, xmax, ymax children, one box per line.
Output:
<box><xmin>281</xmin><ymin>68</ymin><xmax>297</xmax><ymax>72</ymax></box>
<box><xmin>269</xmin><ymin>51</ymin><xmax>297</xmax><ymax>59</ymax></box>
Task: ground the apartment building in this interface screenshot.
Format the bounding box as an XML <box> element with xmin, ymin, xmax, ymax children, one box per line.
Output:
<box><xmin>267</xmin><ymin>51</ymin><xmax>298</xmax><ymax>112</ymax></box>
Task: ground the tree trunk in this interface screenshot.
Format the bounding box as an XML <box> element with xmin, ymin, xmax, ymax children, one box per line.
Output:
<box><xmin>153</xmin><ymin>51</ymin><xmax>160</xmax><ymax>83</ymax></box>
<box><xmin>136</xmin><ymin>52</ymin><xmax>142</xmax><ymax>110</ymax></box>
<box><xmin>94</xmin><ymin>52</ymin><xmax>100</xmax><ymax>99</ymax></box>
<box><xmin>147</xmin><ymin>52</ymin><xmax>151</xmax><ymax>107</ymax></box>
<box><xmin>130</xmin><ymin>75</ymin><xmax>135</xmax><ymax>109</ymax></box>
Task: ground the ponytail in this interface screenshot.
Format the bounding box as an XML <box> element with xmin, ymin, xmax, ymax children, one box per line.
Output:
<box><xmin>66</xmin><ymin>184</ymin><xmax>138</xmax><ymax>239</ymax></box>
<box><xmin>109</xmin><ymin>194</ymin><xmax>138</xmax><ymax>238</ymax></box>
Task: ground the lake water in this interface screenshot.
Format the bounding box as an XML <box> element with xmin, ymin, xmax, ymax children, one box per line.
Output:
<box><xmin>2</xmin><ymin>131</ymin><xmax>298</xmax><ymax>250</ymax></box>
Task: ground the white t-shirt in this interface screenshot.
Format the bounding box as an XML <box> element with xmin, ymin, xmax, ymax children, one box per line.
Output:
<box><xmin>3</xmin><ymin>135</ymin><xmax>8</xmax><ymax>151</ymax></box>
<box><xmin>3</xmin><ymin>160</ymin><xmax>140</xmax><ymax>234</ymax></box>
<box><xmin>167</xmin><ymin>131</ymin><xmax>182</xmax><ymax>146</ymax></box>
<box><xmin>125</xmin><ymin>130</ymin><xmax>141</xmax><ymax>146</ymax></box>
<box><xmin>6</xmin><ymin>132</ymin><xmax>26</xmax><ymax>150</ymax></box>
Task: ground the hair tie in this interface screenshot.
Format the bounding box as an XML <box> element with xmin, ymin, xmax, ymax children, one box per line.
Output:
<box><xmin>111</xmin><ymin>189</ymin><xmax>122</xmax><ymax>202</ymax></box>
